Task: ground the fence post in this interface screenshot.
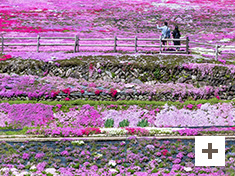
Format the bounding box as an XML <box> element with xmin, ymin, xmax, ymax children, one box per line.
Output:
<box><xmin>159</xmin><ymin>37</ymin><xmax>162</xmax><ymax>53</ymax></box>
<box><xmin>135</xmin><ymin>36</ymin><xmax>137</xmax><ymax>53</ymax></box>
<box><xmin>1</xmin><ymin>36</ymin><xmax>4</xmax><ymax>53</ymax></box>
<box><xmin>37</xmin><ymin>35</ymin><xmax>40</xmax><ymax>53</ymax></box>
<box><xmin>74</xmin><ymin>35</ymin><xmax>78</xmax><ymax>53</ymax></box>
<box><xmin>114</xmin><ymin>36</ymin><xmax>117</xmax><ymax>52</ymax></box>
<box><xmin>186</xmin><ymin>37</ymin><xmax>189</xmax><ymax>54</ymax></box>
<box><xmin>215</xmin><ymin>44</ymin><xmax>219</xmax><ymax>60</ymax></box>
<box><xmin>77</xmin><ymin>36</ymin><xmax>79</xmax><ymax>52</ymax></box>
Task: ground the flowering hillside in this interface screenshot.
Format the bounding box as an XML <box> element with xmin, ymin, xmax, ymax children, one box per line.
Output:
<box><xmin>0</xmin><ymin>0</ymin><xmax>235</xmax><ymax>175</ymax></box>
<box><xmin>0</xmin><ymin>0</ymin><xmax>234</xmax><ymax>45</ymax></box>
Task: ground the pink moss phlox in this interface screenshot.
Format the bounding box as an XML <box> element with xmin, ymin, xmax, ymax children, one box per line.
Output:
<box><xmin>125</xmin><ymin>127</ymin><xmax>149</xmax><ymax>136</ymax></box>
<box><xmin>0</xmin><ymin>55</ymin><xmax>12</xmax><ymax>61</ymax></box>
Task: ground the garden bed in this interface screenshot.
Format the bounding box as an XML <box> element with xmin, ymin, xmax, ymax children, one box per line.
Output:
<box><xmin>0</xmin><ymin>137</ymin><xmax>234</xmax><ymax>175</ymax></box>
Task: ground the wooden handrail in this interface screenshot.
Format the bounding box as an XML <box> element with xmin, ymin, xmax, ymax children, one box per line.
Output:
<box><xmin>190</xmin><ymin>41</ymin><xmax>216</xmax><ymax>47</ymax></box>
<box><xmin>0</xmin><ymin>35</ymin><xmax>189</xmax><ymax>53</ymax></box>
<box><xmin>79</xmin><ymin>38</ymin><xmax>114</xmax><ymax>41</ymax></box>
<box><xmin>6</xmin><ymin>35</ymin><xmax>234</xmax><ymax>56</ymax></box>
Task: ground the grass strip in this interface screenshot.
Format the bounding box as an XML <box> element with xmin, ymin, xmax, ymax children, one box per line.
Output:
<box><xmin>0</xmin><ymin>98</ymin><xmax>233</xmax><ymax>107</ymax></box>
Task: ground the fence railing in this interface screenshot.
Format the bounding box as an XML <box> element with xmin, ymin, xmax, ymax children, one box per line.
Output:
<box><xmin>1</xmin><ymin>35</ymin><xmax>234</xmax><ymax>60</ymax></box>
<box><xmin>0</xmin><ymin>35</ymin><xmax>189</xmax><ymax>54</ymax></box>
<box><xmin>190</xmin><ymin>41</ymin><xmax>235</xmax><ymax>60</ymax></box>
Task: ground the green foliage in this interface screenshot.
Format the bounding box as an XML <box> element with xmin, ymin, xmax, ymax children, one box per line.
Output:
<box><xmin>127</xmin><ymin>169</ymin><xmax>135</xmax><ymax>174</ymax></box>
<box><xmin>151</xmin><ymin>168</ymin><xmax>158</xmax><ymax>173</ymax></box>
<box><xmin>52</xmin><ymin>105</ymin><xmax>70</xmax><ymax>113</ymax></box>
<box><xmin>119</xmin><ymin>119</ymin><xmax>129</xmax><ymax>127</ymax></box>
<box><xmin>137</xmin><ymin>119</ymin><xmax>149</xmax><ymax>127</ymax></box>
<box><xmin>104</xmin><ymin>119</ymin><xmax>114</xmax><ymax>128</ymax></box>
<box><xmin>25</xmin><ymin>165</ymin><xmax>31</xmax><ymax>170</ymax></box>
<box><xmin>111</xmin><ymin>72</ymin><xmax>116</xmax><ymax>78</ymax></box>
<box><xmin>30</xmin><ymin>169</ymin><xmax>37</xmax><ymax>172</ymax></box>
<box><xmin>158</xmin><ymin>163</ymin><xmax>164</xmax><ymax>168</ymax></box>
<box><xmin>0</xmin><ymin>98</ymin><xmax>225</xmax><ymax>107</ymax></box>
<box><xmin>4</xmin><ymin>147</ymin><xmax>18</xmax><ymax>156</ymax></box>
<box><xmin>227</xmin><ymin>169</ymin><xmax>235</xmax><ymax>176</ymax></box>
<box><xmin>153</xmin><ymin>68</ymin><xmax>161</xmax><ymax>79</ymax></box>
<box><xmin>72</xmin><ymin>163</ymin><xmax>80</xmax><ymax>169</ymax></box>
<box><xmin>4</xmin><ymin>126</ymin><xmax>30</xmax><ymax>135</ymax></box>
<box><xmin>0</xmin><ymin>125</ymin><xmax>13</xmax><ymax>130</ymax></box>
<box><xmin>46</xmin><ymin>173</ymin><xmax>54</xmax><ymax>176</ymax></box>
<box><xmin>123</xmin><ymin>163</ymin><xmax>129</xmax><ymax>168</ymax></box>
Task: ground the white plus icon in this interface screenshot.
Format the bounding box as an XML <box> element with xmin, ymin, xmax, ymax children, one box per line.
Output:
<box><xmin>195</xmin><ymin>136</ymin><xmax>225</xmax><ymax>166</ymax></box>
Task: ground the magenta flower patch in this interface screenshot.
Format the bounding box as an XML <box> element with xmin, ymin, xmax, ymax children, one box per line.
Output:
<box><xmin>35</xmin><ymin>153</ymin><xmax>45</xmax><ymax>159</ymax></box>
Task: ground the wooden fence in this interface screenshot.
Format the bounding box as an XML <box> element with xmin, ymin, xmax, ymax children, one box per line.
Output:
<box><xmin>190</xmin><ymin>41</ymin><xmax>235</xmax><ymax>60</ymax></box>
<box><xmin>0</xmin><ymin>35</ymin><xmax>189</xmax><ymax>54</ymax></box>
<box><xmin>1</xmin><ymin>35</ymin><xmax>234</xmax><ymax>60</ymax></box>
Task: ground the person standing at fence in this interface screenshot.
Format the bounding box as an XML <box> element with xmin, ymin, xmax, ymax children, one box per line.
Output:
<box><xmin>157</xmin><ymin>22</ymin><xmax>171</xmax><ymax>51</ymax></box>
<box><xmin>172</xmin><ymin>26</ymin><xmax>181</xmax><ymax>51</ymax></box>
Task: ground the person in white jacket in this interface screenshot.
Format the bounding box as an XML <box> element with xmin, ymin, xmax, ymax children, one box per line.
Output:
<box><xmin>157</xmin><ymin>22</ymin><xmax>171</xmax><ymax>50</ymax></box>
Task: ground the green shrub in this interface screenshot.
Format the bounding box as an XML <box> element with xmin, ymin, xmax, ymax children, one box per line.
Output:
<box><xmin>153</xmin><ymin>68</ymin><xmax>161</xmax><ymax>79</ymax></box>
<box><xmin>119</xmin><ymin>119</ymin><xmax>129</xmax><ymax>127</ymax></box>
<box><xmin>104</xmin><ymin>119</ymin><xmax>114</xmax><ymax>128</ymax></box>
<box><xmin>137</xmin><ymin>119</ymin><xmax>149</xmax><ymax>127</ymax></box>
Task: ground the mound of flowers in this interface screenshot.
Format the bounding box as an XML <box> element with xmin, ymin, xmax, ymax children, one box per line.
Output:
<box><xmin>0</xmin><ymin>55</ymin><xmax>12</xmax><ymax>61</ymax></box>
<box><xmin>0</xmin><ymin>73</ymin><xmax>230</xmax><ymax>101</ymax></box>
<box><xmin>0</xmin><ymin>102</ymin><xmax>235</xmax><ymax>130</ymax></box>
<box><xmin>26</xmin><ymin>127</ymin><xmax>101</xmax><ymax>137</ymax></box>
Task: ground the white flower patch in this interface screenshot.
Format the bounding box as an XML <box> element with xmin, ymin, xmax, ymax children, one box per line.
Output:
<box><xmin>10</xmin><ymin>168</ymin><xmax>20</xmax><ymax>175</ymax></box>
<box><xmin>101</xmin><ymin>128</ymin><xmax>128</xmax><ymax>136</ymax></box>
<box><xmin>19</xmin><ymin>171</ymin><xmax>30</xmax><ymax>176</ymax></box>
<box><xmin>184</xmin><ymin>167</ymin><xmax>192</xmax><ymax>172</ymax></box>
<box><xmin>109</xmin><ymin>168</ymin><xmax>118</xmax><ymax>173</ymax></box>
<box><xmin>71</xmin><ymin>140</ymin><xmax>85</xmax><ymax>146</ymax></box>
<box><xmin>93</xmin><ymin>152</ymin><xmax>103</xmax><ymax>158</ymax></box>
<box><xmin>51</xmin><ymin>56</ymin><xmax>58</xmax><ymax>60</ymax></box>
<box><xmin>0</xmin><ymin>167</ymin><xmax>10</xmax><ymax>173</ymax></box>
<box><xmin>30</xmin><ymin>165</ymin><xmax>36</xmax><ymax>170</ymax></box>
<box><xmin>108</xmin><ymin>160</ymin><xmax>117</xmax><ymax>167</ymax></box>
<box><xmin>220</xmin><ymin>38</ymin><xmax>230</xmax><ymax>42</ymax></box>
<box><xmin>45</xmin><ymin>168</ymin><xmax>57</xmax><ymax>175</ymax></box>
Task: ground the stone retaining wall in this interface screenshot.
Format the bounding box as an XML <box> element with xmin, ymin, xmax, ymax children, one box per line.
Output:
<box><xmin>0</xmin><ymin>89</ymin><xmax>234</xmax><ymax>101</ymax></box>
<box><xmin>1</xmin><ymin>56</ymin><xmax>234</xmax><ymax>87</ymax></box>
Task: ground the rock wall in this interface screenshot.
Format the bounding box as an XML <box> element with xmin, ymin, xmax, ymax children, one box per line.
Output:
<box><xmin>1</xmin><ymin>56</ymin><xmax>235</xmax><ymax>101</ymax></box>
<box><xmin>1</xmin><ymin>57</ymin><xmax>234</xmax><ymax>88</ymax></box>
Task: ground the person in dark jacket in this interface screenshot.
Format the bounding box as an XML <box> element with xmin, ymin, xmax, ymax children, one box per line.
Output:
<box><xmin>172</xmin><ymin>26</ymin><xmax>181</xmax><ymax>51</ymax></box>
